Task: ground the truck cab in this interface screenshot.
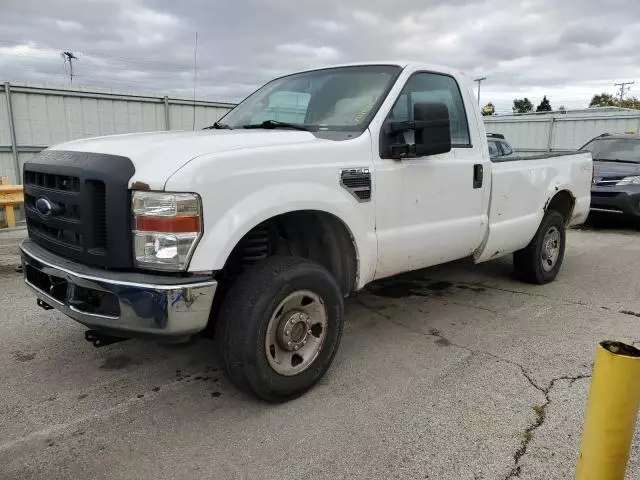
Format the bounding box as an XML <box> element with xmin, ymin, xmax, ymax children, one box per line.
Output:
<box><xmin>20</xmin><ymin>62</ymin><xmax>592</xmax><ymax>402</ymax></box>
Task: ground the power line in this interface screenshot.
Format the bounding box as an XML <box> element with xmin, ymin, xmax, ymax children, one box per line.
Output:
<box><xmin>1</xmin><ymin>65</ymin><xmax>223</xmax><ymax>89</ymax></box>
<box><xmin>0</xmin><ymin>39</ymin><xmax>192</xmax><ymax>69</ymax></box>
<box><xmin>0</xmin><ymin>51</ymin><xmax>190</xmax><ymax>72</ymax></box>
<box><xmin>0</xmin><ymin>53</ymin><xmax>62</xmax><ymax>63</ymax></box>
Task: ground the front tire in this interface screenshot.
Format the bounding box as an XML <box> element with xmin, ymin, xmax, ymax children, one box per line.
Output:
<box><xmin>513</xmin><ymin>210</ymin><xmax>566</xmax><ymax>284</ymax></box>
<box><xmin>217</xmin><ymin>256</ymin><xmax>344</xmax><ymax>403</ymax></box>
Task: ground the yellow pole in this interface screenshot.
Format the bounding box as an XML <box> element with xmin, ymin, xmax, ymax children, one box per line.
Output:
<box><xmin>4</xmin><ymin>204</ymin><xmax>15</xmax><ymax>228</ymax></box>
<box><xmin>576</xmin><ymin>341</ymin><xmax>640</xmax><ymax>480</ymax></box>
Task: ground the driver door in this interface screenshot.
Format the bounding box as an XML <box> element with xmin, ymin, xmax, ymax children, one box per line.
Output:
<box><xmin>373</xmin><ymin>72</ymin><xmax>488</xmax><ymax>279</ymax></box>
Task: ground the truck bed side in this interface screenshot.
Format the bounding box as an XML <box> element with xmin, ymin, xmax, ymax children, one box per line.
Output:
<box><xmin>474</xmin><ymin>152</ymin><xmax>592</xmax><ymax>263</ymax></box>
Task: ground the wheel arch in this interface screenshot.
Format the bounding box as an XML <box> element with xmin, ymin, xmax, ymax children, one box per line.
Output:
<box><xmin>545</xmin><ymin>189</ymin><xmax>576</xmax><ymax>224</ymax></box>
<box><xmin>221</xmin><ymin>209</ymin><xmax>360</xmax><ymax>296</ymax></box>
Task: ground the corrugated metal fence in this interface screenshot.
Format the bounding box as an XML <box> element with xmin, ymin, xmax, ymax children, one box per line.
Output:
<box><xmin>5</xmin><ymin>84</ymin><xmax>640</xmax><ymax>181</ymax></box>
<box><xmin>0</xmin><ymin>82</ymin><xmax>236</xmax><ymax>184</ymax></box>
<box><xmin>484</xmin><ymin>108</ymin><xmax>640</xmax><ymax>153</ymax></box>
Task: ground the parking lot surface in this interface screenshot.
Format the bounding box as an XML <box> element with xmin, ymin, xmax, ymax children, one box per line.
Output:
<box><xmin>2</xmin><ymin>224</ymin><xmax>640</xmax><ymax>480</ymax></box>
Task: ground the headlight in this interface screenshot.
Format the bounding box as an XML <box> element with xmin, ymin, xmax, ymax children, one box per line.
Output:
<box><xmin>616</xmin><ymin>176</ymin><xmax>640</xmax><ymax>185</ymax></box>
<box><xmin>132</xmin><ymin>191</ymin><xmax>202</xmax><ymax>271</ymax></box>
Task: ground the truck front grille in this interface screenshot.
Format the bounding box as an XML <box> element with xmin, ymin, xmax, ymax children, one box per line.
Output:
<box><xmin>23</xmin><ymin>150</ymin><xmax>135</xmax><ymax>269</ymax></box>
<box><xmin>24</xmin><ymin>171</ymin><xmax>81</xmax><ymax>192</ymax></box>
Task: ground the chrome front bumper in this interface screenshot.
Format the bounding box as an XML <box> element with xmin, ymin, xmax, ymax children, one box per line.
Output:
<box><xmin>20</xmin><ymin>239</ymin><xmax>216</xmax><ymax>338</ymax></box>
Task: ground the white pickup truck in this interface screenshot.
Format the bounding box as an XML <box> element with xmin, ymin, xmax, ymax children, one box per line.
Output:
<box><xmin>21</xmin><ymin>62</ymin><xmax>592</xmax><ymax>402</ymax></box>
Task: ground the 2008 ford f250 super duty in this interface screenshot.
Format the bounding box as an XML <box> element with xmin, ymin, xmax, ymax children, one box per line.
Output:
<box><xmin>20</xmin><ymin>62</ymin><xmax>592</xmax><ymax>402</ymax></box>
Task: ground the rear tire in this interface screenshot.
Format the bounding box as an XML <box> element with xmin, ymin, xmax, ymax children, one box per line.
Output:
<box><xmin>217</xmin><ymin>256</ymin><xmax>344</xmax><ymax>403</ymax></box>
<box><xmin>513</xmin><ymin>210</ymin><xmax>566</xmax><ymax>284</ymax></box>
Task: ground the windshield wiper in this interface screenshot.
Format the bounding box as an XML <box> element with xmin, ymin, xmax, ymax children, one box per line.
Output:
<box><xmin>203</xmin><ymin>121</ymin><xmax>232</xmax><ymax>130</ymax></box>
<box><xmin>241</xmin><ymin>120</ymin><xmax>313</xmax><ymax>132</ymax></box>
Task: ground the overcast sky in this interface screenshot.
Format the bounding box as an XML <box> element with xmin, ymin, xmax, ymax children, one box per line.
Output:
<box><xmin>2</xmin><ymin>0</ymin><xmax>640</xmax><ymax>113</ymax></box>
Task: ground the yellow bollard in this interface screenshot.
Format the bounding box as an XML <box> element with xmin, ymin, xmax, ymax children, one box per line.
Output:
<box><xmin>576</xmin><ymin>341</ymin><xmax>640</xmax><ymax>480</ymax></box>
<box><xmin>0</xmin><ymin>177</ymin><xmax>23</xmax><ymax>228</ymax></box>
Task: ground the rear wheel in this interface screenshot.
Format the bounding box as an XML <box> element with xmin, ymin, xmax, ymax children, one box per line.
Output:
<box><xmin>217</xmin><ymin>256</ymin><xmax>344</xmax><ymax>402</ymax></box>
<box><xmin>513</xmin><ymin>210</ymin><xmax>566</xmax><ymax>284</ymax></box>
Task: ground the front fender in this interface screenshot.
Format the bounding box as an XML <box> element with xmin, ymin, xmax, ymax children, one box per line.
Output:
<box><xmin>187</xmin><ymin>182</ymin><xmax>378</xmax><ymax>289</ymax></box>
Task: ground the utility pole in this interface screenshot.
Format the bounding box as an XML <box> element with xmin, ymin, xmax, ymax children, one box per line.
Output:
<box><xmin>61</xmin><ymin>51</ymin><xmax>78</xmax><ymax>84</ymax></box>
<box><xmin>615</xmin><ymin>81</ymin><xmax>635</xmax><ymax>102</ymax></box>
<box><xmin>474</xmin><ymin>77</ymin><xmax>487</xmax><ymax>105</ymax></box>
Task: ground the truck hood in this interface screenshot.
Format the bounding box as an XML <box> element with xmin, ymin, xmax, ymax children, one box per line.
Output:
<box><xmin>50</xmin><ymin>129</ymin><xmax>320</xmax><ymax>189</ymax></box>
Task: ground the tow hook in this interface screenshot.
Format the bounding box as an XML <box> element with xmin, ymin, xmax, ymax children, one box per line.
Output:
<box><xmin>37</xmin><ymin>299</ymin><xmax>53</xmax><ymax>310</ymax></box>
<box><xmin>84</xmin><ymin>330</ymin><xmax>128</xmax><ymax>348</ymax></box>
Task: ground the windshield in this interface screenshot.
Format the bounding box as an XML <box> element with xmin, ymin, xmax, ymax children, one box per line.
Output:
<box><xmin>580</xmin><ymin>137</ymin><xmax>640</xmax><ymax>163</ymax></box>
<box><xmin>218</xmin><ymin>65</ymin><xmax>401</xmax><ymax>131</ymax></box>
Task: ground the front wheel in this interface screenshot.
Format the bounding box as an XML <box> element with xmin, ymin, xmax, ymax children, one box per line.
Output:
<box><xmin>217</xmin><ymin>256</ymin><xmax>344</xmax><ymax>402</ymax></box>
<box><xmin>513</xmin><ymin>210</ymin><xmax>566</xmax><ymax>284</ymax></box>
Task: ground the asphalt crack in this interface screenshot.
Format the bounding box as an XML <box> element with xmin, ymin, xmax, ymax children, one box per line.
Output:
<box><xmin>470</xmin><ymin>283</ymin><xmax>588</xmax><ymax>306</ymax></box>
<box><xmin>355</xmin><ymin>298</ymin><xmax>592</xmax><ymax>480</ymax></box>
<box><xmin>503</xmin><ymin>373</ymin><xmax>591</xmax><ymax>479</ymax></box>
<box><xmin>358</xmin><ymin>299</ymin><xmax>521</xmax><ymax>367</ymax></box>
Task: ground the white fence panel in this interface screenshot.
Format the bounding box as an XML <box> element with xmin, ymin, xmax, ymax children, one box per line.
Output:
<box><xmin>485</xmin><ymin>109</ymin><xmax>640</xmax><ymax>153</ymax></box>
<box><xmin>0</xmin><ymin>82</ymin><xmax>236</xmax><ymax>185</ymax></box>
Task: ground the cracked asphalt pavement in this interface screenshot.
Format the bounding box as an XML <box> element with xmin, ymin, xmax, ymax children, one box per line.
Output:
<box><xmin>2</xmin><ymin>223</ymin><xmax>640</xmax><ymax>479</ymax></box>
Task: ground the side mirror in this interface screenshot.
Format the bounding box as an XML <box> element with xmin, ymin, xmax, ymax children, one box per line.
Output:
<box><xmin>382</xmin><ymin>101</ymin><xmax>452</xmax><ymax>159</ymax></box>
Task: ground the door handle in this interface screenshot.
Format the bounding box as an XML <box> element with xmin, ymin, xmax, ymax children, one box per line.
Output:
<box><xmin>473</xmin><ymin>164</ymin><xmax>483</xmax><ymax>189</ymax></box>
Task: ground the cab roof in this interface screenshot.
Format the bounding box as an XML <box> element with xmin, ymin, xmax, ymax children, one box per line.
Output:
<box><xmin>287</xmin><ymin>61</ymin><xmax>469</xmax><ymax>79</ymax></box>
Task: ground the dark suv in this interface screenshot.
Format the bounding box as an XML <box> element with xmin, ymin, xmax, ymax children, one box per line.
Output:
<box><xmin>580</xmin><ymin>133</ymin><xmax>640</xmax><ymax>220</ymax></box>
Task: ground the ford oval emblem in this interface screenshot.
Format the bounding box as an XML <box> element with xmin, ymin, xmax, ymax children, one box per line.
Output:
<box><xmin>35</xmin><ymin>197</ymin><xmax>53</xmax><ymax>217</ymax></box>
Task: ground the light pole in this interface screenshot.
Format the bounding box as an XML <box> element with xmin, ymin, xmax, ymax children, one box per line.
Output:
<box><xmin>474</xmin><ymin>77</ymin><xmax>487</xmax><ymax>105</ymax></box>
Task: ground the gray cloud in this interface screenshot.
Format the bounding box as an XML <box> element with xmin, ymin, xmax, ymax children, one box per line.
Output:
<box><xmin>1</xmin><ymin>0</ymin><xmax>640</xmax><ymax>112</ymax></box>
<box><xmin>559</xmin><ymin>25</ymin><xmax>619</xmax><ymax>47</ymax></box>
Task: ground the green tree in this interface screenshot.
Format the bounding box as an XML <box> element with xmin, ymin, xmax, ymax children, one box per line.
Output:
<box><xmin>481</xmin><ymin>102</ymin><xmax>495</xmax><ymax>116</ymax></box>
<box><xmin>619</xmin><ymin>97</ymin><xmax>640</xmax><ymax>110</ymax></box>
<box><xmin>536</xmin><ymin>96</ymin><xmax>552</xmax><ymax>112</ymax></box>
<box><xmin>512</xmin><ymin>98</ymin><xmax>533</xmax><ymax>113</ymax></box>
<box><xmin>589</xmin><ymin>93</ymin><xmax>617</xmax><ymax>107</ymax></box>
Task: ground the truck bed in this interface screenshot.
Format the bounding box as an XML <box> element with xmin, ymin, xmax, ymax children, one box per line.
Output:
<box><xmin>474</xmin><ymin>152</ymin><xmax>592</xmax><ymax>263</ymax></box>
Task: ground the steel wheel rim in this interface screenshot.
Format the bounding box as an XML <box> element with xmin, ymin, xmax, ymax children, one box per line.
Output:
<box><xmin>265</xmin><ymin>290</ymin><xmax>328</xmax><ymax>376</ymax></box>
<box><xmin>541</xmin><ymin>226</ymin><xmax>561</xmax><ymax>272</ymax></box>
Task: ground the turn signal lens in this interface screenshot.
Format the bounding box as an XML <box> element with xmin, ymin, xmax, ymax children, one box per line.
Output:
<box><xmin>135</xmin><ymin>215</ymin><xmax>201</xmax><ymax>233</ymax></box>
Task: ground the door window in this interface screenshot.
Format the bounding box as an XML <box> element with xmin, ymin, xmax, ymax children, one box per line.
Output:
<box><xmin>389</xmin><ymin>72</ymin><xmax>471</xmax><ymax>147</ymax></box>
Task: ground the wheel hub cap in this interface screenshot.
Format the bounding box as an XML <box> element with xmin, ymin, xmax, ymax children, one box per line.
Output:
<box><xmin>265</xmin><ymin>290</ymin><xmax>328</xmax><ymax>376</ymax></box>
<box><xmin>277</xmin><ymin>311</ymin><xmax>311</xmax><ymax>351</ymax></box>
<box><xmin>541</xmin><ymin>226</ymin><xmax>560</xmax><ymax>272</ymax></box>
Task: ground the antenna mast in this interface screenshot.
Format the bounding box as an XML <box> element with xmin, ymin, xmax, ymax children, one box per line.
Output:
<box><xmin>192</xmin><ymin>32</ymin><xmax>198</xmax><ymax>130</ymax></box>
<box><xmin>61</xmin><ymin>51</ymin><xmax>78</xmax><ymax>84</ymax></box>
